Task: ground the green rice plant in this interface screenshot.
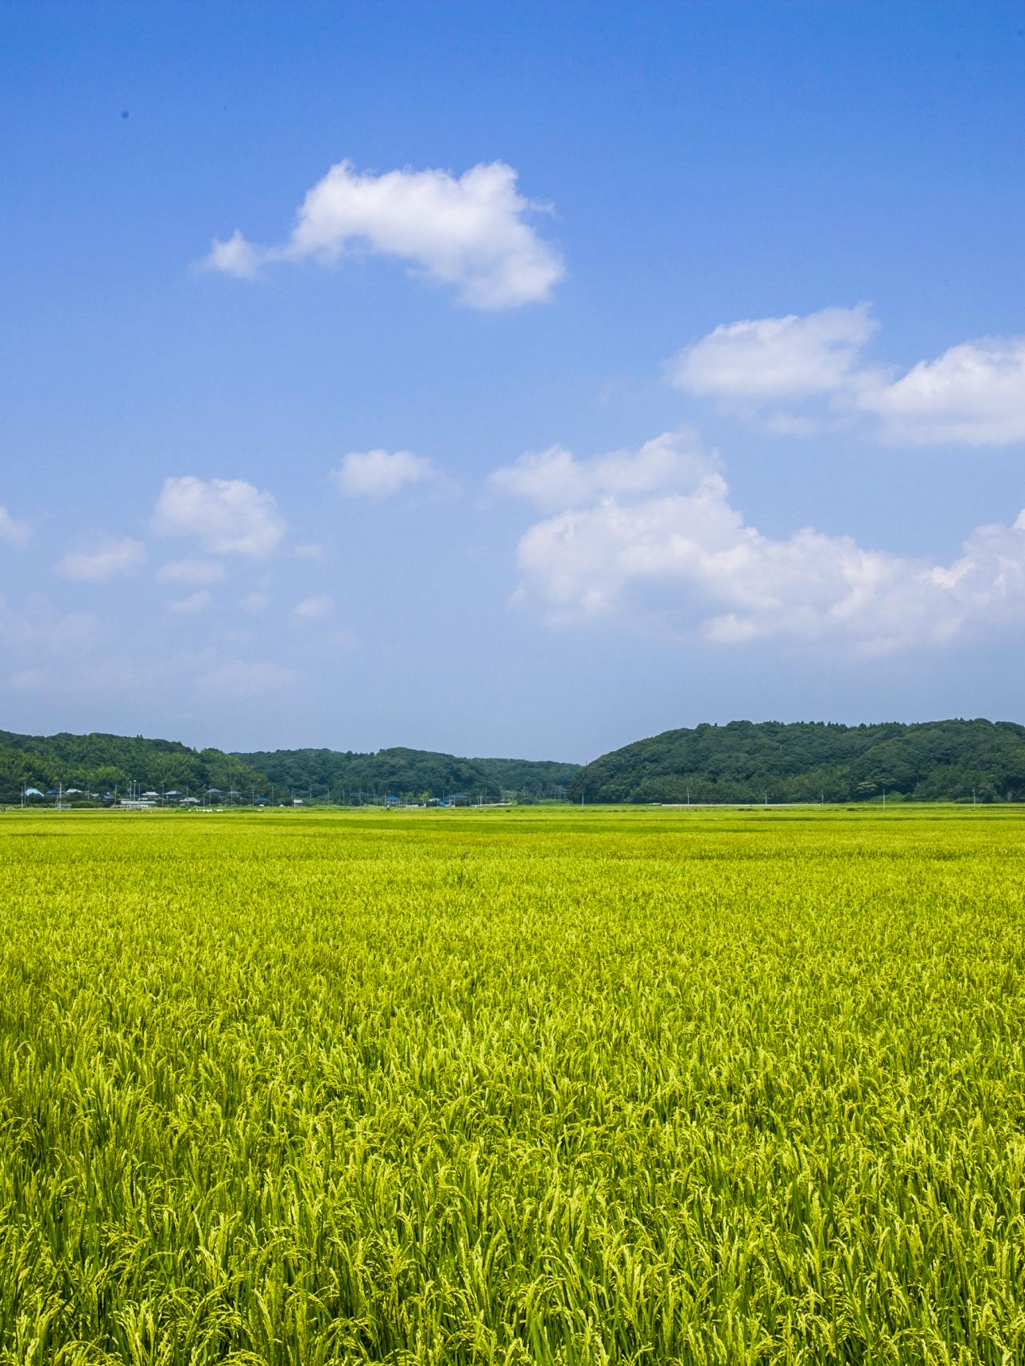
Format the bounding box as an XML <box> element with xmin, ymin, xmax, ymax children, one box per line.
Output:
<box><xmin>0</xmin><ymin>806</ymin><xmax>1022</xmax><ymax>1363</ymax></box>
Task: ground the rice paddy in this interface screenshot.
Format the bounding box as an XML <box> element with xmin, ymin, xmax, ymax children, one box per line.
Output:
<box><xmin>0</xmin><ymin>805</ymin><xmax>1023</xmax><ymax>1364</ymax></box>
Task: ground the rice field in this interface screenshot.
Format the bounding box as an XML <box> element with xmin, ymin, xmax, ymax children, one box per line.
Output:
<box><xmin>0</xmin><ymin>805</ymin><xmax>1023</xmax><ymax>1365</ymax></box>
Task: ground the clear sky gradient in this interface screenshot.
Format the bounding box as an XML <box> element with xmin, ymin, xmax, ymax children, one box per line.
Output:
<box><xmin>3</xmin><ymin>1</ymin><xmax>1025</xmax><ymax>761</ymax></box>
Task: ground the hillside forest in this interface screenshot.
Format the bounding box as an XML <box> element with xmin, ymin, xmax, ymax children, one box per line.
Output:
<box><xmin>2</xmin><ymin>719</ymin><xmax>1024</xmax><ymax>806</ymax></box>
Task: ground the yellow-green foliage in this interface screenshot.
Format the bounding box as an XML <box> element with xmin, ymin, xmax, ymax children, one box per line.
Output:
<box><xmin>0</xmin><ymin>807</ymin><xmax>1023</xmax><ymax>1364</ymax></box>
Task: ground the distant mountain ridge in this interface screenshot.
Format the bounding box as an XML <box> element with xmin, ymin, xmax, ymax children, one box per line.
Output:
<box><xmin>4</xmin><ymin>719</ymin><xmax>1025</xmax><ymax>805</ymax></box>
<box><xmin>569</xmin><ymin>718</ymin><xmax>1025</xmax><ymax>804</ymax></box>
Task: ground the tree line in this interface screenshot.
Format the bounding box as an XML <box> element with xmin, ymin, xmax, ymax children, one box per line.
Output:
<box><xmin>0</xmin><ymin>730</ymin><xmax>264</xmax><ymax>804</ymax></box>
<box><xmin>0</xmin><ymin>732</ymin><xmax>579</xmax><ymax>805</ymax></box>
<box><xmin>5</xmin><ymin>719</ymin><xmax>1025</xmax><ymax>807</ymax></box>
<box><xmin>235</xmin><ymin>747</ymin><xmax>580</xmax><ymax>804</ymax></box>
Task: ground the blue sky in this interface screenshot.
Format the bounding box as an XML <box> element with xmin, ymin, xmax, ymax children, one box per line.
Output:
<box><xmin>3</xmin><ymin>1</ymin><xmax>1025</xmax><ymax>761</ymax></box>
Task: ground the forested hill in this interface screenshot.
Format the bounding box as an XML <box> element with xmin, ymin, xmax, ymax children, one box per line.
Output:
<box><xmin>6</xmin><ymin>720</ymin><xmax>1025</xmax><ymax>806</ymax></box>
<box><xmin>0</xmin><ymin>729</ymin><xmax>263</xmax><ymax>802</ymax></box>
<box><xmin>234</xmin><ymin>747</ymin><xmax>580</xmax><ymax>803</ymax></box>
<box><xmin>570</xmin><ymin>719</ymin><xmax>1025</xmax><ymax>804</ymax></box>
<box><xmin>0</xmin><ymin>731</ymin><xmax>579</xmax><ymax>804</ymax></box>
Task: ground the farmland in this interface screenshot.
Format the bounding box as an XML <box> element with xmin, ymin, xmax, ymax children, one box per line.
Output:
<box><xmin>0</xmin><ymin>807</ymin><xmax>1023</xmax><ymax>1364</ymax></box>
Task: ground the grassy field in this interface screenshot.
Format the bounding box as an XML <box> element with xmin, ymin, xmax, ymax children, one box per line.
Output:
<box><xmin>0</xmin><ymin>806</ymin><xmax>1023</xmax><ymax>1364</ymax></box>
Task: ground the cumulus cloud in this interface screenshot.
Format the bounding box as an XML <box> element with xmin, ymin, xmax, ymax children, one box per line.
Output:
<box><xmin>3</xmin><ymin>603</ymin><xmax>101</xmax><ymax>651</ymax></box>
<box><xmin>495</xmin><ymin>432</ymin><xmax>1025</xmax><ymax>652</ymax></box>
<box><xmin>0</xmin><ymin>506</ymin><xmax>30</xmax><ymax>546</ymax></box>
<box><xmin>294</xmin><ymin>593</ymin><xmax>334</xmax><ymax>619</ymax></box>
<box><xmin>156</xmin><ymin>558</ymin><xmax>225</xmax><ymax>585</ymax></box>
<box><xmin>201</xmin><ymin>159</ymin><xmax>564</xmax><ymax>308</ymax></box>
<box><xmin>672</xmin><ymin>306</ymin><xmax>1025</xmax><ymax>446</ymax></box>
<box><xmin>0</xmin><ymin>594</ymin><xmax>107</xmax><ymax>678</ymax></box>
<box><xmin>333</xmin><ymin>448</ymin><xmax>435</xmax><ymax>498</ymax></box>
<box><xmin>858</xmin><ymin>338</ymin><xmax>1025</xmax><ymax>445</ymax></box>
<box><xmin>203</xmin><ymin>230</ymin><xmax>260</xmax><ymax>279</ymax></box>
<box><xmin>152</xmin><ymin>477</ymin><xmax>285</xmax><ymax>556</ymax></box>
<box><xmin>239</xmin><ymin>592</ymin><xmax>270</xmax><ymax>614</ymax></box>
<box><xmin>55</xmin><ymin>538</ymin><xmax>146</xmax><ymax>582</ymax></box>
<box><xmin>5</xmin><ymin>645</ymin><xmax>208</xmax><ymax>699</ymax></box>
<box><xmin>673</xmin><ymin>305</ymin><xmax>877</xmax><ymax>401</ymax></box>
<box><xmin>490</xmin><ymin>431</ymin><xmax>713</xmax><ymax>513</ymax></box>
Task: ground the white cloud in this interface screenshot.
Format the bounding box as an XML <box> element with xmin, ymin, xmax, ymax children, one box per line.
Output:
<box><xmin>7</xmin><ymin>652</ymin><xmax>175</xmax><ymax>697</ymax></box>
<box><xmin>156</xmin><ymin>558</ymin><xmax>225</xmax><ymax>585</ymax></box>
<box><xmin>858</xmin><ymin>338</ymin><xmax>1025</xmax><ymax>445</ymax></box>
<box><xmin>490</xmin><ymin>430</ymin><xmax>713</xmax><ymax>513</ymax></box>
<box><xmin>293</xmin><ymin>593</ymin><xmax>334</xmax><ymax>619</ymax></box>
<box><xmin>673</xmin><ymin>305</ymin><xmax>877</xmax><ymax>400</ymax></box>
<box><xmin>203</xmin><ymin>230</ymin><xmax>260</xmax><ymax>279</ymax></box>
<box><xmin>0</xmin><ymin>594</ymin><xmax>106</xmax><ymax>662</ymax></box>
<box><xmin>167</xmin><ymin>589</ymin><xmax>211</xmax><ymax>615</ymax></box>
<box><xmin>201</xmin><ymin>159</ymin><xmax>564</xmax><ymax>308</ymax></box>
<box><xmin>333</xmin><ymin>448</ymin><xmax>434</xmax><ymax>498</ymax></box>
<box><xmin>671</xmin><ymin>306</ymin><xmax>1025</xmax><ymax>447</ymax></box>
<box><xmin>0</xmin><ymin>506</ymin><xmax>30</xmax><ymax>546</ymax></box>
<box><xmin>195</xmin><ymin>659</ymin><xmax>297</xmax><ymax>699</ymax></box>
<box><xmin>496</xmin><ymin>433</ymin><xmax>1025</xmax><ymax>652</ymax></box>
<box><xmin>55</xmin><ymin>538</ymin><xmax>146</xmax><ymax>582</ymax></box>
<box><xmin>153</xmin><ymin>477</ymin><xmax>285</xmax><ymax>556</ymax></box>
<box><xmin>239</xmin><ymin>591</ymin><xmax>270</xmax><ymax>614</ymax></box>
